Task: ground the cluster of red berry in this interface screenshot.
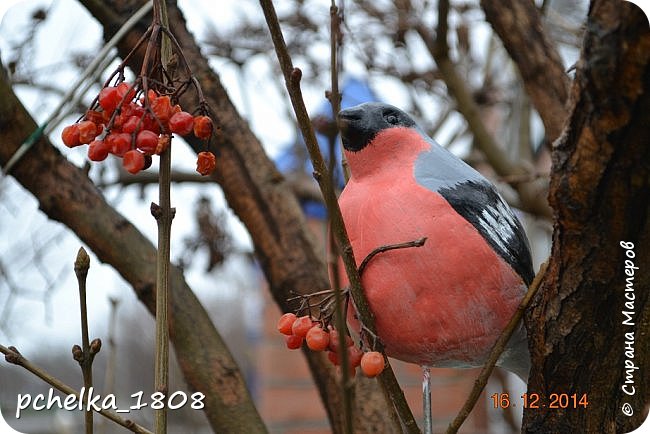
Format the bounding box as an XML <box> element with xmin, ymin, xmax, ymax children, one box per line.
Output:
<box><xmin>277</xmin><ymin>312</ymin><xmax>385</xmax><ymax>378</ymax></box>
<box><xmin>61</xmin><ymin>82</ymin><xmax>216</xmax><ymax>176</ymax></box>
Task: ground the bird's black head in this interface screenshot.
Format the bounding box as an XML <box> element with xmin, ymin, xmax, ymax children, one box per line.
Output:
<box><xmin>337</xmin><ymin>102</ymin><xmax>416</xmax><ymax>152</ymax></box>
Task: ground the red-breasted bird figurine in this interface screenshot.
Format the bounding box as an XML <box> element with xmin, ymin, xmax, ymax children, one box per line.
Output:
<box><xmin>337</xmin><ymin>102</ymin><xmax>534</xmax><ymax>431</ymax></box>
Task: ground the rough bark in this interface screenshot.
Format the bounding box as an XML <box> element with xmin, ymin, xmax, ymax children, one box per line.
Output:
<box><xmin>481</xmin><ymin>0</ymin><xmax>570</xmax><ymax>142</ymax></box>
<box><xmin>0</xmin><ymin>69</ymin><xmax>267</xmax><ymax>433</ymax></box>
<box><xmin>525</xmin><ymin>2</ymin><xmax>650</xmax><ymax>433</ymax></box>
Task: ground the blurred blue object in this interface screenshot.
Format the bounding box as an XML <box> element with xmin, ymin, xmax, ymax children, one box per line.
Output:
<box><xmin>275</xmin><ymin>77</ymin><xmax>379</xmax><ymax>219</ymax></box>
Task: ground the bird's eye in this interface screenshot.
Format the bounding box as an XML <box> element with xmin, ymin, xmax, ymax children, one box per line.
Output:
<box><xmin>385</xmin><ymin>113</ymin><xmax>399</xmax><ymax>125</ymax></box>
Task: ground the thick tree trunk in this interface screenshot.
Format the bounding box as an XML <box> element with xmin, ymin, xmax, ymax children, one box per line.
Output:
<box><xmin>525</xmin><ymin>2</ymin><xmax>650</xmax><ymax>433</ymax></box>
<box><xmin>0</xmin><ymin>67</ymin><xmax>267</xmax><ymax>433</ymax></box>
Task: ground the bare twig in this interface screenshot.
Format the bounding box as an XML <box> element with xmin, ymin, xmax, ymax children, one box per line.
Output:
<box><xmin>445</xmin><ymin>261</ymin><xmax>549</xmax><ymax>434</ymax></box>
<box><xmin>259</xmin><ymin>1</ymin><xmax>419</xmax><ymax>432</ymax></box>
<box><xmin>149</xmin><ymin>0</ymin><xmax>173</xmax><ymax>431</ymax></box>
<box><xmin>73</xmin><ymin>247</ymin><xmax>98</xmax><ymax>434</ymax></box>
<box><xmin>328</xmin><ymin>1</ymin><xmax>349</xmax><ymax>182</ymax></box>
<box><xmin>325</xmin><ymin>2</ymin><xmax>354</xmax><ymax>431</ymax></box>
<box><xmin>1</xmin><ymin>345</ymin><xmax>152</xmax><ymax>434</ymax></box>
<box><xmin>358</xmin><ymin>237</ymin><xmax>427</xmax><ymax>276</ymax></box>
<box><xmin>288</xmin><ymin>237</ymin><xmax>427</xmax><ymax>330</ymax></box>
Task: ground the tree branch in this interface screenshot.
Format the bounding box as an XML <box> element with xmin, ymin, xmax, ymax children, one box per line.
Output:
<box><xmin>411</xmin><ymin>0</ymin><xmax>551</xmax><ymax>218</ymax></box>
<box><xmin>73</xmin><ymin>247</ymin><xmax>97</xmax><ymax>434</ymax></box>
<box><xmin>1</xmin><ymin>345</ymin><xmax>152</xmax><ymax>434</ymax></box>
<box><xmin>480</xmin><ymin>0</ymin><xmax>570</xmax><ymax>142</ymax></box>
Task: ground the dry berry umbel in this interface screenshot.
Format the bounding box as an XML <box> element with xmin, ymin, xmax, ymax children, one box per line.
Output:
<box><xmin>275</xmin><ymin>309</ymin><xmax>385</xmax><ymax>378</ymax></box>
<box><xmin>62</xmin><ymin>83</ymin><xmax>217</xmax><ymax>176</ymax></box>
<box><xmin>61</xmin><ymin>8</ymin><xmax>217</xmax><ymax>177</ymax></box>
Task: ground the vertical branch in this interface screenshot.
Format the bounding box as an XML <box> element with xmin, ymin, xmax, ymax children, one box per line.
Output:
<box><xmin>151</xmin><ymin>1</ymin><xmax>173</xmax><ymax>433</ymax></box>
<box><xmin>151</xmin><ymin>133</ymin><xmax>172</xmax><ymax>434</ymax></box>
<box><xmin>327</xmin><ymin>2</ymin><xmax>354</xmax><ymax>433</ymax></box>
<box><xmin>74</xmin><ymin>247</ymin><xmax>97</xmax><ymax>434</ymax></box>
<box><xmin>327</xmin><ymin>135</ymin><xmax>353</xmax><ymax>434</ymax></box>
<box><xmin>328</xmin><ymin>1</ymin><xmax>349</xmax><ymax>182</ymax></box>
<box><xmin>258</xmin><ymin>1</ymin><xmax>419</xmax><ymax>432</ymax></box>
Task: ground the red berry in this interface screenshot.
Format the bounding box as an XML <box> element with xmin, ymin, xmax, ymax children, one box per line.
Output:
<box><xmin>285</xmin><ymin>335</ymin><xmax>303</xmax><ymax>350</ymax></box>
<box><xmin>327</xmin><ymin>351</ymin><xmax>340</xmax><ymax>366</ymax></box>
<box><xmin>141</xmin><ymin>113</ymin><xmax>161</xmax><ymax>134</ymax></box>
<box><xmin>61</xmin><ymin>124</ymin><xmax>81</xmax><ymax>147</ymax></box>
<box><xmin>77</xmin><ymin>120</ymin><xmax>98</xmax><ymax>144</ymax></box>
<box><xmin>169</xmin><ymin>111</ymin><xmax>194</xmax><ymax>136</ymax></box>
<box><xmin>98</xmin><ymin>86</ymin><xmax>121</xmax><ymax>112</ymax></box>
<box><xmin>136</xmin><ymin>130</ymin><xmax>159</xmax><ymax>155</ymax></box>
<box><xmin>122</xmin><ymin>116</ymin><xmax>141</xmax><ymax>134</ymax></box>
<box><xmin>83</xmin><ymin>111</ymin><xmax>105</xmax><ymax>137</ymax></box>
<box><xmin>348</xmin><ymin>346</ymin><xmax>364</xmax><ymax>367</ymax></box>
<box><xmin>87</xmin><ymin>139</ymin><xmax>110</xmax><ymax>162</ymax></box>
<box><xmin>145</xmin><ymin>89</ymin><xmax>158</xmax><ymax>102</ymax></box>
<box><xmin>121</xmin><ymin>102</ymin><xmax>144</xmax><ymax>120</ymax></box>
<box><xmin>123</xmin><ymin>149</ymin><xmax>145</xmax><ymax>174</ymax></box>
<box><xmin>291</xmin><ymin>316</ymin><xmax>313</xmax><ymax>338</ymax></box>
<box><xmin>360</xmin><ymin>351</ymin><xmax>385</xmax><ymax>378</ymax></box>
<box><xmin>151</xmin><ymin>95</ymin><xmax>173</xmax><ymax>124</ymax></box>
<box><xmin>84</xmin><ymin>110</ymin><xmax>104</xmax><ymax>124</ymax></box>
<box><xmin>196</xmin><ymin>151</ymin><xmax>216</xmax><ymax>176</ymax></box>
<box><xmin>306</xmin><ymin>326</ymin><xmax>330</xmax><ymax>351</ymax></box>
<box><xmin>193</xmin><ymin>115</ymin><xmax>213</xmax><ymax>139</ymax></box>
<box><xmin>277</xmin><ymin>313</ymin><xmax>297</xmax><ymax>335</ymax></box>
<box><xmin>94</xmin><ymin>123</ymin><xmax>105</xmax><ymax>136</ymax></box>
<box><xmin>107</xmin><ymin>132</ymin><xmax>132</xmax><ymax>157</ymax></box>
<box><xmin>328</xmin><ymin>329</ymin><xmax>354</xmax><ymax>352</ymax></box>
<box><xmin>116</xmin><ymin>82</ymin><xmax>136</xmax><ymax>102</ymax></box>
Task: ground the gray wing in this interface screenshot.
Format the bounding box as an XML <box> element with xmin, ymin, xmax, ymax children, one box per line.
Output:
<box><xmin>414</xmin><ymin>137</ymin><xmax>534</xmax><ymax>286</ymax></box>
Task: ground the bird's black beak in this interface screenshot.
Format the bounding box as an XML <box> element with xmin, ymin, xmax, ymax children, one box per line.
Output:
<box><xmin>337</xmin><ymin>108</ymin><xmax>367</xmax><ymax>152</ymax></box>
